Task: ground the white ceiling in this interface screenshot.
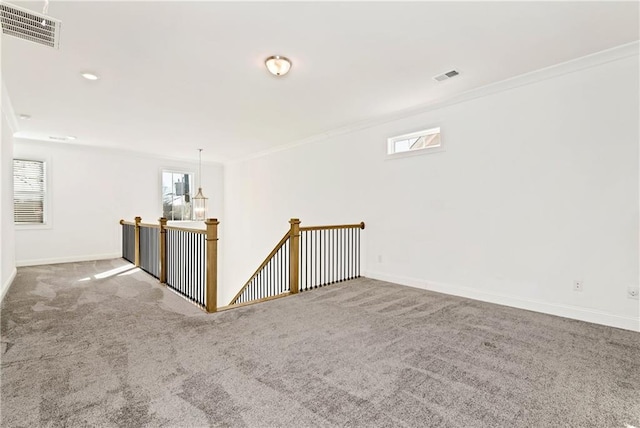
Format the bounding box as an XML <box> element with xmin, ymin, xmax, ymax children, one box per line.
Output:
<box><xmin>3</xmin><ymin>1</ymin><xmax>639</xmax><ymax>162</ymax></box>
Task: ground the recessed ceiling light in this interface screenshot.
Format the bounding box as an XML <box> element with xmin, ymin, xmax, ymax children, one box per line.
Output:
<box><xmin>265</xmin><ymin>55</ymin><xmax>292</xmax><ymax>76</ymax></box>
<box><xmin>81</xmin><ymin>72</ymin><xmax>99</xmax><ymax>81</ymax></box>
<box><xmin>19</xmin><ymin>114</ymin><xmax>31</xmax><ymax>120</ymax></box>
<box><xmin>48</xmin><ymin>135</ymin><xmax>77</xmax><ymax>141</ymax></box>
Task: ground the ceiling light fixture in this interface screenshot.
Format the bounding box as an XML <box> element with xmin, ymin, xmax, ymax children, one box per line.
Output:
<box><xmin>48</xmin><ymin>135</ymin><xmax>77</xmax><ymax>141</ymax></box>
<box><xmin>19</xmin><ymin>114</ymin><xmax>31</xmax><ymax>120</ymax></box>
<box><xmin>192</xmin><ymin>149</ymin><xmax>208</xmax><ymax>221</ymax></box>
<box><xmin>265</xmin><ymin>55</ymin><xmax>292</xmax><ymax>76</ymax></box>
<box><xmin>81</xmin><ymin>72</ymin><xmax>99</xmax><ymax>81</ymax></box>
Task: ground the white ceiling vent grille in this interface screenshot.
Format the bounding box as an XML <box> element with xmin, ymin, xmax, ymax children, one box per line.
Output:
<box><xmin>0</xmin><ymin>2</ymin><xmax>61</xmax><ymax>49</ymax></box>
<box><xmin>433</xmin><ymin>69</ymin><xmax>460</xmax><ymax>82</ymax></box>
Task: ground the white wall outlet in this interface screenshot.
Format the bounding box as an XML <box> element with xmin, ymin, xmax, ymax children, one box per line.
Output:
<box><xmin>573</xmin><ymin>280</ymin><xmax>583</xmax><ymax>292</ymax></box>
<box><xmin>628</xmin><ymin>287</ymin><xmax>639</xmax><ymax>300</ymax></box>
<box><xmin>377</xmin><ymin>255</ymin><xmax>383</xmax><ymax>263</ymax></box>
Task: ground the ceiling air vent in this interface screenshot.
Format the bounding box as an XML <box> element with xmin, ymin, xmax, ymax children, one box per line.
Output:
<box><xmin>433</xmin><ymin>69</ymin><xmax>460</xmax><ymax>82</ymax></box>
<box><xmin>0</xmin><ymin>2</ymin><xmax>61</xmax><ymax>49</ymax></box>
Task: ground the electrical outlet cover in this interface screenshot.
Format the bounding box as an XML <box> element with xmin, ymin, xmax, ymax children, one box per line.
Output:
<box><xmin>628</xmin><ymin>287</ymin><xmax>639</xmax><ymax>300</ymax></box>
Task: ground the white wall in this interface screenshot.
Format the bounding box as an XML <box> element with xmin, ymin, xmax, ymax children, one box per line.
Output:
<box><xmin>224</xmin><ymin>52</ymin><xmax>639</xmax><ymax>330</ymax></box>
<box><xmin>1</xmin><ymin>111</ymin><xmax>17</xmax><ymax>300</ymax></box>
<box><xmin>13</xmin><ymin>141</ymin><xmax>224</xmax><ymax>268</ymax></box>
<box><xmin>1</xmin><ymin>32</ymin><xmax>18</xmax><ymax>300</ymax></box>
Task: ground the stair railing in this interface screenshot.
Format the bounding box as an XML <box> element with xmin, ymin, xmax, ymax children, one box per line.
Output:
<box><xmin>226</xmin><ymin>218</ymin><xmax>365</xmax><ymax>308</ymax></box>
<box><xmin>119</xmin><ymin>217</ymin><xmax>219</xmax><ymax>312</ymax></box>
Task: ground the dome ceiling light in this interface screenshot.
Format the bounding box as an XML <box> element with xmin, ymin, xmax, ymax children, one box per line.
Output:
<box><xmin>265</xmin><ymin>55</ymin><xmax>292</xmax><ymax>77</ymax></box>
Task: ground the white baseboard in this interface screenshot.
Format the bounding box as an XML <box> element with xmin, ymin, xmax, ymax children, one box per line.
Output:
<box><xmin>1</xmin><ymin>267</ymin><xmax>17</xmax><ymax>303</ymax></box>
<box><xmin>363</xmin><ymin>270</ymin><xmax>640</xmax><ymax>332</ymax></box>
<box><xmin>16</xmin><ymin>253</ymin><xmax>122</xmax><ymax>267</ymax></box>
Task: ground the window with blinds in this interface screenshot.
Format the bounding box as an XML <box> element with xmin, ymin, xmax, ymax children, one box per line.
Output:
<box><xmin>13</xmin><ymin>159</ymin><xmax>46</xmax><ymax>224</ymax></box>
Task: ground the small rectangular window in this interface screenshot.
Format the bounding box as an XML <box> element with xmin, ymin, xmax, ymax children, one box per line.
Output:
<box><xmin>388</xmin><ymin>127</ymin><xmax>442</xmax><ymax>156</ymax></box>
<box><xmin>162</xmin><ymin>170</ymin><xmax>194</xmax><ymax>221</ymax></box>
<box><xmin>13</xmin><ymin>159</ymin><xmax>46</xmax><ymax>224</ymax></box>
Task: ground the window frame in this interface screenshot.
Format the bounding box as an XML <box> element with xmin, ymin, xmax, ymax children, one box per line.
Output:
<box><xmin>13</xmin><ymin>157</ymin><xmax>52</xmax><ymax>230</ymax></box>
<box><xmin>160</xmin><ymin>168</ymin><xmax>196</xmax><ymax>222</ymax></box>
<box><xmin>386</xmin><ymin>126</ymin><xmax>444</xmax><ymax>159</ymax></box>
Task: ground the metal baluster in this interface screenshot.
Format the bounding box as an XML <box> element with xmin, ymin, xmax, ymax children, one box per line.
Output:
<box><xmin>346</xmin><ymin>228</ymin><xmax>349</xmax><ymax>280</ymax></box>
<box><xmin>333</xmin><ymin>229</ymin><xmax>338</xmax><ymax>284</ymax></box>
<box><xmin>196</xmin><ymin>235</ymin><xmax>200</xmax><ymax>304</ymax></box>
<box><xmin>181</xmin><ymin>231</ymin><xmax>185</xmax><ymax>296</ymax></box>
<box><xmin>175</xmin><ymin>231</ymin><xmax>178</xmax><ymax>289</ymax></box>
<box><xmin>324</xmin><ymin>229</ymin><xmax>328</xmax><ymax>286</ymax></box>
<box><xmin>308</xmin><ymin>231</ymin><xmax>311</xmax><ymax>289</ymax></box>
<box><xmin>343</xmin><ymin>228</ymin><xmax>347</xmax><ymax>281</ymax></box>
<box><xmin>356</xmin><ymin>228</ymin><xmax>359</xmax><ymax>277</ymax></box>
<box><xmin>279</xmin><ymin>246</ymin><xmax>282</xmax><ymax>294</ymax></box>
<box><xmin>319</xmin><ymin>229</ymin><xmax>322</xmax><ymax>286</ymax></box>
<box><xmin>191</xmin><ymin>232</ymin><xmax>194</xmax><ymax>301</ymax></box>
<box><xmin>353</xmin><ymin>228</ymin><xmax>356</xmax><ymax>279</ymax></box>
<box><xmin>199</xmin><ymin>234</ymin><xmax>202</xmax><ymax>304</ymax></box>
<box><xmin>348</xmin><ymin>228</ymin><xmax>352</xmax><ymax>279</ymax></box>
<box><xmin>187</xmin><ymin>232</ymin><xmax>190</xmax><ymax>300</ymax></box>
<box><xmin>340</xmin><ymin>229</ymin><xmax>344</xmax><ymax>281</ymax></box>
<box><xmin>168</xmin><ymin>231</ymin><xmax>172</xmax><ymax>286</ymax></box>
<box><xmin>339</xmin><ymin>228</ymin><xmax>342</xmax><ymax>282</ymax></box>
<box><xmin>351</xmin><ymin>228</ymin><xmax>355</xmax><ymax>279</ymax></box>
<box><xmin>336</xmin><ymin>228</ymin><xmax>340</xmax><ymax>282</ymax></box>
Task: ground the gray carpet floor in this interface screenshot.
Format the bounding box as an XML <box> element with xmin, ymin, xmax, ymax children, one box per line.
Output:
<box><xmin>1</xmin><ymin>259</ymin><xmax>639</xmax><ymax>428</ymax></box>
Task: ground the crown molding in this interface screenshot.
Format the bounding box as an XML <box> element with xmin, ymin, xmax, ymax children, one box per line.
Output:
<box><xmin>13</xmin><ymin>137</ymin><xmax>225</xmax><ymax>167</ymax></box>
<box><xmin>231</xmin><ymin>40</ymin><xmax>640</xmax><ymax>164</ymax></box>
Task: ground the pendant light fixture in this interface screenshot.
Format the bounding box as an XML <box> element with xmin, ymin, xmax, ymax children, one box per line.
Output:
<box><xmin>193</xmin><ymin>149</ymin><xmax>208</xmax><ymax>221</ymax></box>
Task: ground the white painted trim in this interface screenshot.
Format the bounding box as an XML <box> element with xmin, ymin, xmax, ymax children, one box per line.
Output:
<box><xmin>16</xmin><ymin>253</ymin><xmax>121</xmax><ymax>267</ymax></box>
<box><xmin>363</xmin><ymin>270</ymin><xmax>640</xmax><ymax>333</ymax></box>
<box><xmin>0</xmin><ymin>267</ymin><xmax>17</xmax><ymax>303</ymax></box>
<box><xmin>231</xmin><ymin>40</ymin><xmax>640</xmax><ymax>164</ymax></box>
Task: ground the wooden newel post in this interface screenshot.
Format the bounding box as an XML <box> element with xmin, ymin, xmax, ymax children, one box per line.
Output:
<box><xmin>205</xmin><ymin>218</ymin><xmax>219</xmax><ymax>313</ymax></box>
<box><xmin>158</xmin><ymin>217</ymin><xmax>167</xmax><ymax>284</ymax></box>
<box><xmin>134</xmin><ymin>216</ymin><xmax>142</xmax><ymax>267</ymax></box>
<box><xmin>289</xmin><ymin>218</ymin><xmax>301</xmax><ymax>294</ymax></box>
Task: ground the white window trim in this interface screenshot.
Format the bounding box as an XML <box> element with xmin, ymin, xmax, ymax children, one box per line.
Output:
<box><xmin>160</xmin><ymin>167</ymin><xmax>196</xmax><ymax>222</ymax></box>
<box><xmin>14</xmin><ymin>157</ymin><xmax>53</xmax><ymax>230</ymax></box>
<box><xmin>386</xmin><ymin>126</ymin><xmax>445</xmax><ymax>159</ymax></box>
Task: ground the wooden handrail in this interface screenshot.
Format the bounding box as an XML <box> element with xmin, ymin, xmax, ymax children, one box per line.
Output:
<box><xmin>229</xmin><ymin>231</ymin><xmax>290</xmax><ymax>305</ymax></box>
<box><xmin>218</xmin><ymin>292</ymin><xmax>291</xmax><ymax>311</ymax></box>
<box><xmin>139</xmin><ymin>223</ymin><xmax>161</xmax><ymax>229</ymax></box>
<box><xmin>164</xmin><ymin>225</ymin><xmax>206</xmax><ymax>234</ymax></box>
<box><xmin>299</xmin><ymin>222</ymin><xmax>365</xmax><ymax>231</ymax></box>
<box><xmin>119</xmin><ymin>220</ymin><xmax>135</xmax><ymax>226</ymax></box>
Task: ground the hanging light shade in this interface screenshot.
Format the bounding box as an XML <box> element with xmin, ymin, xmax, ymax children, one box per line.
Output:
<box><xmin>193</xmin><ymin>149</ymin><xmax>208</xmax><ymax>221</ymax></box>
<box><xmin>265</xmin><ymin>55</ymin><xmax>292</xmax><ymax>76</ymax></box>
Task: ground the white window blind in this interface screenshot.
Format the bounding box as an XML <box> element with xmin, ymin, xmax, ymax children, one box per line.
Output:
<box><xmin>14</xmin><ymin>159</ymin><xmax>46</xmax><ymax>224</ymax></box>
